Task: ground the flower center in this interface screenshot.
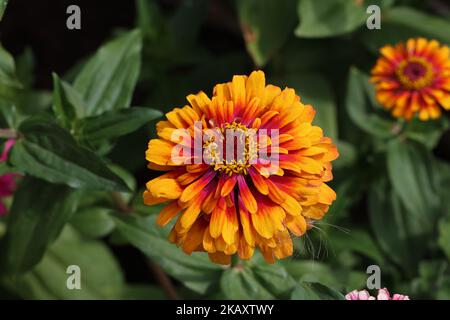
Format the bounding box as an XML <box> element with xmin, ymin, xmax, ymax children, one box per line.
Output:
<box><xmin>203</xmin><ymin>121</ymin><xmax>258</xmax><ymax>175</ymax></box>
<box><xmin>396</xmin><ymin>57</ymin><xmax>434</xmax><ymax>90</ymax></box>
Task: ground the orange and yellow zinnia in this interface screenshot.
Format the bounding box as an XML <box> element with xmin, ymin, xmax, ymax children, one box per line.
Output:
<box><xmin>371</xmin><ymin>38</ymin><xmax>450</xmax><ymax>120</ymax></box>
<box><xmin>144</xmin><ymin>71</ymin><xmax>338</xmax><ymax>264</ymax></box>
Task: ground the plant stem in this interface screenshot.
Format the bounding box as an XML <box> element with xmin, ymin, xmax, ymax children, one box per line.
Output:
<box><xmin>147</xmin><ymin>259</ymin><xmax>179</xmax><ymax>300</ymax></box>
<box><xmin>0</xmin><ymin>129</ymin><xmax>17</xmax><ymax>139</ymax></box>
<box><xmin>111</xmin><ymin>191</ymin><xmax>179</xmax><ymax>299</ymax></box>
<box><xmin>231</xmin><ymin>254</ymin><xmax>241</xmax><ymax>268</ymax></box>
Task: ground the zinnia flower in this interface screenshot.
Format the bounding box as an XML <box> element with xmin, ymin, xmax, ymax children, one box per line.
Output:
<box><xmin>346</xmin><ymin>288</ymin><xmax>410</xmax><ymax>300</ymax></box>
<box><xmin>371</xmin><ymin>37</ymin><xmax>450</xmax><ymax>120</ymax></box>
<box><xmin>0</xmin><ymin>139</ymin><xmax>16</xmax><ymax>216</ymax></box>
<box><xmin>345</xmin><ymin>290</ymin><xmax>375</xmax><ymax>300</ymax></box>
<box><xmin>143</xmin><ymin>71</ymin><xmax>338</xmax><ymax>264</ymax></box>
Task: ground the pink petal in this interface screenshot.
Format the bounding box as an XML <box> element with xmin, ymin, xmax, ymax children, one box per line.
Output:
<box><xmin>377</xmin><ymin>288</ymin><xmax>391</xmax><ymax>300</ymax></box>
<box><xmin>1</xmin><ymin>139</ymin><xmax>15</xmax><ymax>162</ymax></box>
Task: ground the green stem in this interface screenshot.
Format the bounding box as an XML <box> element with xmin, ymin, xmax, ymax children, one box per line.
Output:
<box><xmin>231</xmin><ymin>254</ymin><xmax>241</xmax><ymax>268</ymax></box>
<box><xmin>0</xmin><ymin>129</ymin><xmax>17</xmax><ymax>139</ymax></box>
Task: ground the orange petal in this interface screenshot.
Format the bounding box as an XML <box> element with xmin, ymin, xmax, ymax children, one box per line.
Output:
<box><xmin>221</xmin><ymin>175</ymin><xmax>237</xmax><ymax>197</ymax></box>
<box><xmin>208</xmin><ymin>252</ymin><xmax>231</xmax><ymax>265</ymax></box>
<box><xmin>156</xmin><ymin>201</ymin><xmax>182</xmax><ymax>226</ymax></box>
<box><xmin>180</xmin><ymin>170</ymin><xmax>216</xmax><ymax>203</ymax></box>
<box><xmin>237</xmin><ymin>175</ymin><xmax>257</xmax><ymax>213</ymax></box>
<box><xmin>249</xmin><ymin>168</ymin><xmax>269</xmax><ymax>195</ymax></box>
<box><xmin>210</xmin><ymin>198</ymin><xmax>227</xmax><ymax>238</ymax></box>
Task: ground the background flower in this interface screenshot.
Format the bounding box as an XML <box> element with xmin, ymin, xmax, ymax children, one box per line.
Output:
<box><xmin>371</xmin><ymin>38</ymin><xmax>450</xmax><ymax>121</ymax></box>
<box><xmin>0</xmin><ymin>139</ymin><xmax>16</xmax><ymax>216</ymax></box>
<box><xmin>346</xmin><ymin>288</ymin><xmax>410</xmax><ymax>300</ymax></box>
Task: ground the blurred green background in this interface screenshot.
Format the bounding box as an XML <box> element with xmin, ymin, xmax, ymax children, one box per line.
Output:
<box><xmin>0</xmin><ymin>0</ymin><xmax>450</xmax><ymax>300</ymax></box>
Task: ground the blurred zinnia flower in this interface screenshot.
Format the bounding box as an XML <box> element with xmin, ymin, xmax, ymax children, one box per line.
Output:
<box><xmin>144</xmin><ymin>71</ymin><xmax>338</xmax><ymax>264</ymax></box>
<box><xmin>371</xmin><ymin>38</ymin><xmax>450</xmax><ymax>120</ymax></box>
<box><xmin>0</xmin><ymin>139</ymin><xmax>16</xmax><ymax>216</ymax></box>
<box><xmin>346</xmin><ymin>288</ymin><xmax>410</xmax><ymax>300</ymax></box>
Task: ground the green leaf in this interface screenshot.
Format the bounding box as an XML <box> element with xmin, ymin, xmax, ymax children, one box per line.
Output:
<box><xmin>0</xmin><ymin>161</ymin><xmax>20</xmax><ymax>175</ymax></box>
<box><xmin>221</xmin><ymin>267</ymin><xmax>275</xmax><ymax>300</ymax></box>
<box><xmin>283</xmin><ymin>260</ymin><xmax>366</xmax><ymax>293</ymax></box>
<box><xmin>136</xmin><ymin>0</ymin><xmax>164</xmax><ymax>42</ymax></box>
<box><xmin>404</xmin><ymin>117</ymin><xmax>449</xmax><ymax>150</ymax></box>
<box><xmin>291</xmin><ymin>282</ymin><xmax>345</xmax><ymax>300</ymax></box>
<box><xmin>333</xmin><ymin>140</ymin><xmax>357</xmax><ymax>169</ymax></box>
<box><xmin>251</xmin><ymin>263</ymin><xmax>297</xmax><ymax>298</ymax></box>
<box><xmin>0</xmin><ymin>177</ymin><xmax>78</xmax><ymax>273</ymax></box>
<box><xmin>387</xmin><ymin>139</ymin><xmax>440</xmax><ymax>223</ymax></box>
<box><xmin>329</xmin><ymin>229</ymin><xmax>384</xmax><ymax>265</ymax></box>
<box><xmin>168</xmin><ymin>0</ymin><xmax>208</xmax><ymax>50</ymax></box>
<box><xmin>0</xmin><ymin>44</ymin><xmax>21</xmax><ymax>90</ymax></box>
<box><xmin>360</xmin><ymin>7</ymin><xmax>450</xmax><ymax>53</ymax></box>
<box><xmin>295</xmin><ymin>0</ymin><xmax>366</xmax><ymax>38</ymax></box>
<box><xmin>52</xmin><ymin>73</ymin><xmax>79</xmax><ymax>128</ymax></box>
<box><xmin>73</xmin><ymin>29</ymin><xmax>142</xmax><ymax>117</ymax></box>
<box><xmin>119</xmin><ymin>284</ymin><xmax>166</xmax><ymax>300</ymax></box>
<box><xmin>113</xmin><ymin>213</ymin><xmax>223</xmax><ymax>294</ymax></box>
<box><xmin>346</xmin><ymin>67</ymin><xmax>396</xmax><ymax>138</ymax></box>
<box><xmin>412</xmin><ymin>261</ymin><xmax>450</xmax><ymax>300</ymax></box>
<box><xmin>77</xmin><ymin>107</ymin><xmax>162</xmax><ymax>143</ymax></box>
<box><xmin>369</xmin><ymin>178</ymin><xmax>428</xmax><ymax>272</ymax></box>
<box><xmin>70</xmin><ymin>207</ymin><xmax>116</xmax><ymax>238</ymax></box>
<box><xmin>6</xmin><ymin>227</ymin><xmax>125</xmax><ymax>299</ymax></box>
<box><xmin>0</xmin><ymin>0</ymin><xmax>7</xmax><ymax>21</ymax></box>
<box><xmin>10</xmin><ymin>116</ymin><xmax>129</xmax><ymax>191</ymax></box>
<box><xmin>439</xmin><ymin>218</ymin><xmax>450</xmax><ymax>260</ymax></box>
<box><xmin>236</xmin><ymin>0</ymin><xmax>297</xmax><ymax>67</ymax></box>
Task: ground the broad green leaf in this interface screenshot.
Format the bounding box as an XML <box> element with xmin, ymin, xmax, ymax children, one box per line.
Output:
<box><xmin>405</xmin><ymin>117</ymin><xmax>449</xmax><ymax>150</ymax></box>
<box><xmin>136</xmin><ymin>0</ymin><xmax>164</xmax><ymax>42</ymax></box>
<box><xmin>328</xmin><ymin>229</ymin><xmax>384</xmax><ymax>265</ymax></box>
<box><xmin>221</xmin><ymin>267</ymin><xmax>274</xmax><ymax>300</ymax></box>
<box><xmin>369</xmin><ymin>178</ymin><xmax>427</xmax><ymax>272</ymax></box>
<box><xmin>76</xmin><ymin>107</ymin><xmax>162</xmax><ymax>143</ymax></box>
<box><xmin>439</xmin><ymin>218</ymin><xmax>450</xmax><ymax>260</ymax></box>
<box><xmin>360</xmin><ymin>7</ymin><xmax>450</xmax><ymax>53</ymax></box>
<box><xmin>291</xmin><ymin>283</ymin><xmax>320</xmax><ymax>300</ymax></box>
<box><xmin>0</xmin><ymin>44</ymin><xmax>21</xmax><ymax>90</ymax></box>
<box><xmin>52</xmin><ymin>73</ymin><xmax>79</xmax><ymax>128</ymax></box>
<box><xmin>295</xmin><ymin>0</ymin><xmax>366</xmax><ymax>38</ymax></box>
<box><xmin>6</xmin><ymin>227</ymin><xmax>125</xmax><ymax>299</ymax></box>
<box><xmin>73</xmin><ymin>29</ymin><xmax>142</xmax><ymax>117</ymax></box>
<box><xmin>283</xmin><ymin>260</ymin><xmax>366</xmax><ymax>293</ymax></box>
<box><xmin>70</xmin><ymin>207</ymin><xmax>116</xmax><ymax>238</ymax></box>
<box><xmin>10</xmin><ymin>116</ymin><xmax>129</xmax><ymax>191</ymax></box>
<box><xmin>333</xmin><ymin>140</ymin><xmax>357</xmax><ymax>169</ymax></box>
<box><xmin>251</xmin><ymin>263</ymin><xmax>297</xmax><ymax>298</ymax></box>
<box><xmin>119</xmin><ymin>284</ymin><xmax>166</xmax><ymax>300</ymax></box>
<box><xmin>168</xmin><ymin>0</ymin><xmax>208</xmax><ymax>50</ymax></box>
<box><xmin>346</xmin><ymin>67</ymin><xmax>396</xmax><ymax>138</ymax></box>
<box><xmin>113</xmin><ymin>213</ymin><xmax>223</xmax><ymax>294</ymax></box>
<box><xmin>275</xmin><ymin>73</ymin><xmax>338</xmax><ymax>140</ymax></box>
<box><xmin>387</xmin><ymin>139</ymin><xmax>440</xmax><ymax>223</ymax></box>
<box><xmin>0</xmin><ymin>177</ymin><xmax>78</xmax><ymax>273</ymax></box>
<box><xmin>0</xmin><ymin>161</ymin><xmax>20</xmax><ymax>175</ymax></box>
<box><xmin>236</xmin><ymin>0</ymin><xmax>297</xmax><ymax>67</ymax></box>
<box><xmin>15</xmin><ymin>48</ymin><xmax>35</xmax><ymax>88</ymax></box>
<box><xmin>412</xmin><ymin>261</ymin><xmax>450</xmax><ymax>300</ymax></box>
<box><xmin>0</xmin><ymin>0</ymin><xmax>7</xmax><ymax>21</ymax></box>
<box><xmin>291</xmin><ymin>281</ymin><xmax>345</xmax><ymax>300</ymax></box>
